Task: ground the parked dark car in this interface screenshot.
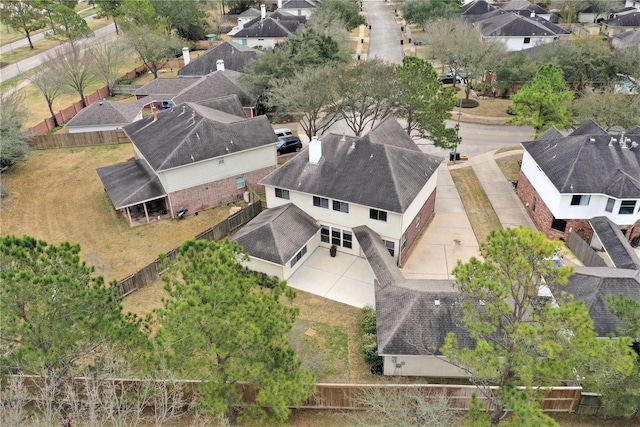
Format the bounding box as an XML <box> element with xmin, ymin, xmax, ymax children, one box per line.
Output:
<box><xmin>438</xmin><ymin>72</ymin><xmax>462</xmax><ymax>84</ymax></box>
<box><xmin>277</xmin><ymin>136</ymin><xmax>302</xmax><ymax>155</ymax></box>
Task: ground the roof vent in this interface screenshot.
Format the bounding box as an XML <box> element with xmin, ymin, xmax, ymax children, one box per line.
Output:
<box><xmin>620</xmin><ymin>137</ymin><xmax>628</xmax><ymax>149</ymax></box>
<box><xmin>434</xmin><ymin>299</ymin><xmax>440</xmax><ymax>306</ymax></box>
<box><xmin>631</xmin><ymin>141</ymin><xmax>638</xmax><ymax>149</ymax></box>
<box><xmin>609</xmin><ymin>137</ymin><xmax>617</xmax><ymax>146</ymax></box>
<box><xmin>589</xmin><ymin>137</ymin><xmax>595</xmax><ymax>142</ymax></box>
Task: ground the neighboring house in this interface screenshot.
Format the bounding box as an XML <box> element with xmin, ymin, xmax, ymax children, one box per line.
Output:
<box><xmin>178</xmin><ymin>41</ymin><xmax>260</xmax><ymax>76</ymax></box>
<box><xmin>610</xmin><ymin>28</ymin><xmax>640</xmax><ymax>50</ymax></box>
<box><xmin>96</xmin><ymin>102</ymin><xmax>278</xmax><ymax>226</ymax></box>
<box><xmin>133</xmin><ymin>69</ymin><xmax>257</xmax><ymax>118</ymax></box>
<box><xmin>601</xmin><ymin>11</ymin><xmax>640</xmax><ymax>36</ymax></box>
<box><xmin>64</xmin><ymin>96</ymin><xmax>150</xmax><ymax>133</ymax></box>
<box><xmin>236</xmin><ymin>7</ymin><xmax>262</xmax><ymax>29</ymax></box>
<box><xmin>502</xmin><ymin>0</ymin><xmax>551</xmax><ymax>21</ymax></box>
<box><xmin>463</xmin><ymin>9</ymin><xmax>569</xmax><ymax>51</ymax></box>
<box><xmin>277</xmin><ymin>0</ymin><xmax>318</xmax><ymax>17</ymax></box>
<box><xmin>230</xmin><ymin>6</ymin><xmax>306</xmax><ymax>47</ymax></box>
<box><xmin>462</xmin><ymin>0</ymin><xmax>497</xmax><ymax>16</ymax></box>
<box><xmin>516</xmin><ymin>120</ymin><xmax>640</xmax><ymax>245</ymax></box>
<box><xmin>259</xmin><ymin>115</ymin><xmax>441</xmax><ymax>267</ymax></box>
<box><xmin>627</xmin><ymin>0</ymin><xmax>640</xmax><ymax>12</ymax></box>
<box><xmin>578</xmin><ymin>3</ymin><xmax>608</xmax><ymax>24</ymax></box>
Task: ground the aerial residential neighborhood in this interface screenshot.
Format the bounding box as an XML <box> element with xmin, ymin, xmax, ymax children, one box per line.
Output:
<box><xmin>1</xmin><ymin>0</ymin><xmax>639</xmax><ymax>425</ymax></box>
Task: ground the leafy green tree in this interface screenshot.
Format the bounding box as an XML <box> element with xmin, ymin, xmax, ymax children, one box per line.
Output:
<box><xmin>0</xmin><ymin>92</ymin><xmax>31</xmax><ymax>170</ymax></box>
<box><xmin>614</xmin><ymin>46</ymin><xmax>640</xmax><ymax>83</ymax></box>
<box><xmin>507</xmin><ymin>64</ymin><xmax>574</xmax><ymax>137</ymax></box>
<box><xmin>0</xmin><ymin>0</ymin><xmax>47</xmax><ymax>49</ymax></box>
<box><xmin>0</xmin><ymin>235</ymin><xmax>145</xmax><ymax>427</ymax></box>
<box><xmin>266</xmin><ymin>65</ymin><xmax>340</xmax><ymax>140</ymax></box>
<box><xmin>150</xmin><ymin>0</ymin><xmax>206</xmax><ymax>40</ymax></box>
<box><xmin>94</xmin><ymin>0</ymin><xmax>125</xmax><ymax>34</ymax></box>
<box><xmin>402</xmin><ymin>0</ymin><xmax>462</xmax><ymax>29</ymax></box>
<box><xmin>47</xmin><ymin>4</ymin><xmax>93</xmax><ymax>41</ymax></box>
<box><xmin>441</xmin><ymin>227</ymin><xmax>636</xmax><ymax>425</ymax></box>
<box><xmin>124</xmin><ymin>24</ymin><xmax>186</xmax><ymax>79</ymax></box>
<box><xmin>150</xmin><ymin>239</ymin><xmax>314</xmax><ymax>425</ymax></box>
<box><xmin>495</xmin><ymin>50</ymin><xmax>539</xmax><ymax>95</ymax></box>
<box><xmin>315</xmin><ymin>0</ymin><xmax>365</xmax><ymax>31</ymax></box>
<box><xmin>240</xmin><ymin>29</ymin><xmax>349</xmax><ymax>107</ymax></box>
<box><xmin>119</xmin><ymin>0</ymin><xmax>161</xmax><ymax>30</ymax></box>
<box><xmin>396</xmin><ymin>56</ymin><xmax>459</xmax><ymax>149</ymax></box>
<box><xmin>571</xmin><ymin>91</ymin><xmax>640</xmax><ymax>131</ymax></box>
<box><xmin>325</xmin><ymin>58</ymin><xmax>401</xmax><ymax>136</ymax></box>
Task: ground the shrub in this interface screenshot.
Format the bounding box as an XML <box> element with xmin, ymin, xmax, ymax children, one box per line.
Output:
<box><xmin>362</xmin><ymin>333</ymin><xmax>382</xmax><ymax>366</ymax></box>
<box><xmin>361</xmin><ymin>305</ymin><xmax>377</xmax><ymax>335</ymax></box>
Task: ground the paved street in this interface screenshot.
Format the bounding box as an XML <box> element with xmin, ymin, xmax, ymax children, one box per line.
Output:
<box><xmin>363</xmin><ymin>0</ymin><xmax>404</xmax><ymax>64</ymax></box>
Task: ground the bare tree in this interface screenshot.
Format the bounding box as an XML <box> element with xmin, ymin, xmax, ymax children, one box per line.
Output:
<box><xmin>325</xmin><ymin>59</ymin><xmax>402</xmax><ymax>136</ymax></box>
<box><xmin>31</xmin><ymin>70</ymin><xmax>66</xmax><ymax>128</ymax></box>
<box><xmin>91</xmin><ymin>38</ymin><xmax>131</xmax><ymax>97</ymax></box>
<box><xmin>0</xmin><ymin>375</ymin><xmax>32</xmax><ymax>427</ymax></box>
<box><xmin>124</xmin><ymin>25</ymin><xmax>186</xmax><ymax>79</ymax></box>
<box><xmin>46</xmin><ymin>42</ymin><xmax>97</xmax><ymax>108</ymax></box>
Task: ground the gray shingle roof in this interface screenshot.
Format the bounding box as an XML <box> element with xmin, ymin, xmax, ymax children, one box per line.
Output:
<box><xmin>231</xmin><ymin>203</ymin><xmax>319</xmax><ymax>265</ymax></box>
<box><xmin>178</xmin><ymin>41</ymin><xmax>260</xmax><ymax>75</ymax></box>
<box><xmin>134</xmin><ymin>77</ymin><xmax>202</xmax><ymax>98</ymax></box>
<box><xmin>590</xmin><ymin>216</ymin><xmax>640</xmax><ymax>270</ymax></box>
<box><xmin>171</xmin><ymin>71</ymin><xmax>254</xmax><ymax>107</ymax></box>
<box><xmin>65</xmin><ymin>97</ymin><xmax>150</xmax><ymax>128</ymax></box>
<box><xmin>353</xmin><ymin>226</ymin><xmax>405</xmax><ymax>288</ymax></box>
<box><xmin>195</xmin><ymin>95</ymin><xmax>248</xmax><ymax>117</ymax></box>
<box><xmin>569</xmin><ymin>119</ymin><xmax>608</xmax><ymax>136</ymax></box>
<box><xmin>282</xmin><ymin>0</ymin><xmax>317</xmax><ymax>9</ymax></box>
<box><xmin>475</xmin><ymin>11</ymin><xmax>567</xmax><ymax>37</ymax></box>
<box><xmin>604</xmin><ymin>11</ymin><xmax>640</xmax><ymax>27</ymax></box>
<box><xmin>565</xmin><ymin>267</ymin><xmax>640</xmax><ymax>337</ymax></box>
<box><xmin>96</xmin><ymin>160</ymin><xmax>166</xmax><ymax>209</ymax></box>
<box><xmin>231</xmin><ymin>12</ymin><xmax>305</xmax><ymax>39</ymax></box>
<box><xmin>123</xmin><ymin>102</ymin><xmax>278</xmax><ymax>172</ymax></box>
<box><xmin>260</xmin><ymin>116</ymin><xmax>441</xmax><ymax>213</ymax></box>
<box><xmin>502</xmin><ymin>0</ymin><xmax>548</xmax><ymax>15</ymax></box>
<box><xmin>536</xmin><ymin>126</ymin><xmax>564</xmax><ymax>140</ymax></box>
<box><xmin>239</xmin><ymin>7</ymin><xmax>261</xmax><ymax>18</ymax></box>
<box><xmin>521</xmin><ymin>125</ymin><xmax>640</xmax><ymax>197</ymax></box>
<box><xmin>462</xmin><ymin>0</ymin><xmax>497</xmax><ymax>15</ymax></box>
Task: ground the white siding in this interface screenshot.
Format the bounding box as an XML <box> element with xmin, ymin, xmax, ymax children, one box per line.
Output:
<box><xmin>161</xmin><ymin>145</ymin><xmax>276</xmax><ymax>193</ymax></box>
<box><xmin>383</xmin><ymin>355</ymin><xmax>466</xmax><ymax>377</ymax></box>
<box><xmin>241</xmin><ymin>257</ymin><xmax>284</xmax><ymax>280</ymax></box>
<box><xmin>491</xmin><ymin>35</ymin><xmax>557</xmax><ymax>51</ymax></box>
<box><xmin>521</xmin><ymin>151</ymin><xmax>562</xmax><ymax>212</ymax></box>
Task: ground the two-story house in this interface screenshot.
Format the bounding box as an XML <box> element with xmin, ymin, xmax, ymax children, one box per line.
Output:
<box><xmin>231</xmin><ymin>116</ymin><xmax>441</xmax><ymax>280</ymax></box>
<box><xmin>517</xmin><ymin>120</ymin><xmax>640</xmax><ymax>246</ymax></box>
<box><xmin>96</xmin><ymin>100</ymin><xmax>278</xmax><ymax>226</ymax></box>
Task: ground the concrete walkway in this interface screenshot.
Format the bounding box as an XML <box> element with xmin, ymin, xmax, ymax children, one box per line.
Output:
<box><xmin>466</xmin><ymin>150</ymin><xmax>537</xmax><ymax>230</ymax></box>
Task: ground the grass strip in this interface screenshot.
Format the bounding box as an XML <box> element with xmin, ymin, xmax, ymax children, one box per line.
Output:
<box><xmin>449</xmin><ymin>166</ymin><xmax>502</xmax><ymax>244</ymax></box>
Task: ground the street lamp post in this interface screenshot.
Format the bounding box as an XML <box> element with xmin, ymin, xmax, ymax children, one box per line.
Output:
<box><xmin>453</xmin><ymin>98</ymin><xmax>462</xmax><ymax>164</ymax></box>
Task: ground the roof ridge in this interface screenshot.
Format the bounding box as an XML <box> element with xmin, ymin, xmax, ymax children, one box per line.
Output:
<box><xmin>380</xmin><ymin>145</ymin><xmax>406</xmax><ymax>212</ymax></box>
<box><xmin>559</xmin><ymin>137</ymin><xmax>589</xmax><ymax>191</ymax></box>
<box><xmin>379</xmin><ymin>287</ymin><xmax>421</xmax><ymax>353</ymax></box>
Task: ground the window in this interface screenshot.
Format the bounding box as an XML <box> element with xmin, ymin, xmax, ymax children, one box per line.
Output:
<box><xmin>320</xmin><ymin>225</ymin><xmax>330</xmax><ymax>243</ymax></box>
<box><xmin>524</xmin><ymin>37</ymin><xmax>531</xmax><ymax>44</ymax></box>
<box><xmin>532</xmin><ymin>197</ymin><xmax>537</xmax><ymax>212</ymax></box>
<box><xmin>332</xmin><ymin>200</ymin><xmax>349</xmax><ymax>213</ymax></box>
<box><xmin>313</xmin><ymin>196</ymin><xmax>329</xmax><ymax>209</ymax></box>
<box><xmin>290</xmin><ymin>245</ymin><xmax>307</xmax><ymax>267</ymax></box>
<box><xmin>275</xmin><ymin>188</ymin><xmax>289</xmax><ymax>200</ymax></box>
<box><xmin>343</xmin><ymin>230</ymin><xmax>353</xmax><ymax>249</ymax></box>
<box><xmin>605</xmin><ymin>197</ymin><xmax>615</xmax><ymax>213</ymax></box>
<box><xmin>401</xmin><ymin>234</ymin><xmax>407</xmax><ymax>251</ymax></box>
<box><xmin>551</xmin><ymin>217</ymin><xmax>567</xmax><ymax>232</ymax></box>
<box><xmin>619</xmin><ymin>200</ymin><xmax>637</xmax><ymax>215</ymax></box>
<box><xmin>235</xmin><ymin>176</ymin><xmax>245</xmax><ymax>189</ymax></box>
<box><xmin>369</xmin><ymin>208</ymin><xmax>387</xmax><ymax>222</ymax></box>
<box><xmin>383</xmin><ymin>240</ymin><xmax>395</xmax><ymax>257</ymax></box>
<box><xmin>218</xmin><ymin>158</ymin><xmax>225</xmax><ymax>165</ymax></box>
<box><xmin>570</xmin><ymin>194</ymin><xmax>591</xmax><ymax>206</ymax></box>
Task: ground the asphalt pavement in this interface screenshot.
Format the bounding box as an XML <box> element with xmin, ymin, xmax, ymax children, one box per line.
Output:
<box><xmin>363</xmin><ymin>0</ymin><xmax>404</xmax><ymax>64</ymax></box>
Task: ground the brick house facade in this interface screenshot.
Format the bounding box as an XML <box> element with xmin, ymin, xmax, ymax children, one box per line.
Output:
<box><xmin>399</xmin><ymin>189</ymin><xmax>437</xmax><ymax>265</ymax></box>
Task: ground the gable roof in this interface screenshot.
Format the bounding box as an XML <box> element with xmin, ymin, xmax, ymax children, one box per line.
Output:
<box><xmin>231</xmin><ymin>203</ymin><xmax>319</xmax><ymax>265</ymax></box>
<box><xmin>521</xmin><ymin>125</ymin><xmax>640</xmax><ymax>197</ymax></box>
<box><xmin>502</xmin><ymin>0</ymin><xmax>548</xmax><ymax>15</ymax></box>
<box><xmin>604</xmin><ymin>11</ymin><xmax>640</xmax><ymax>27</ymax></box>
<box><xmin>260</xmin><ymin>116</ymin><xmax>441</xmax><ymax>213</ymax></box>
<box><xmin>65</xmin><ymin>96</ymin><xmax>150</xmax><ymax>128</ymax></box>
<box><xmin>536</xmin><ymin>126</ymin><xmax>564</xmax><ymax>140</ymax></box>
<box><xmin>96</xmin><ymin>160</ymin><xmax>166</xmax><ymax>210</ymax></box>
<box><xmin>282</xmin><ymin>0</ymin><xmax>318</xmax><ymax>9</ymax></box>
<box><xmin>565</xmin><ymin>267</ymin><xmax>640</xmax><ymax>337</ymax></box>
<box><xmin>462</xmin><ymin>0</ymin><xmax>497</xmax><ymax>15</ymax></box>
<box><xmin>123</xmin><ymin>102</ymin><xmax>277</xmax><ymax>172</ymax></box>
<box><xmin>133</xmin><ymin>71</ymin><xmax>253</xmax><ymax>106</ymax></box>
<box><xmin>178</xmin><ymin>41</ymin><xmax>260</xmax><ymax>75</ymax></box>
<box><xmin>231</xmin><ymin>12</ymin><xmax>305</xmax><ymax>39</ymax></box>
<box><xmin>569</xmin><ymin>119</ymin><xmax>609</xmax><ymax>136</ymax></box>
<box><xmin>590</xmin><ymin>216</ymin><xmax>640</xmax><ymax>270</ymax></box>
<box><xmin>353</xmin><ymin>226</ymin><xmax>406</xmax><ymax>288</ymax></box>
<box><xmin>474</xmin><ymin>10</ymin><xmax>568</xmax><ymax>37</ymax></box>
<box><xmin>611</xmin><ymin>28</ymin><xmax>640</xmax><ymax>48</ymax></box>
<box><xmin>195</xmin><ymin>94</ymin><xmax>248</xmax><ymax>117</ymax></box>
<box><xmin>238</xmin><ymin>7</ymin><xmax>261</xmax><ymax>18</ymax></box>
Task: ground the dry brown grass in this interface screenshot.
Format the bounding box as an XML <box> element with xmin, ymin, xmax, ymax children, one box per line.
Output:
<box><xmin>449</xmin><ymin>166</ymin><xmax>503</xmax><ymax>244</ymax></box>
<box><xmin>495</xmin><ymin>152</ymin><xmax>524</xmax><ymax>182</ymax></box>
<box><xmin>0</xmin><ymin>144</ymin><xmax>236</xmax><ymax>283</ymax></box>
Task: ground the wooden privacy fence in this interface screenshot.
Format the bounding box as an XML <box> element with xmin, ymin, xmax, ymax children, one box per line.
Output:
<box><xmin>567</xmin><ymin>230</ymin><xmax>607</xmax><ymax>267</ymax></box>
<box><xmin>9</xmin><ymin>376</ymin><xmax>584</xmax><ymax>414</ymax></box>
<box><xmin>116</xmin><ymin>201</ymin><xmax>263</xmax><ymax>296</ymax></box>
<box><xmin>28</xmin><ymin>130</ymin><xmax>130</xmax><ymax>150</ymax></box>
